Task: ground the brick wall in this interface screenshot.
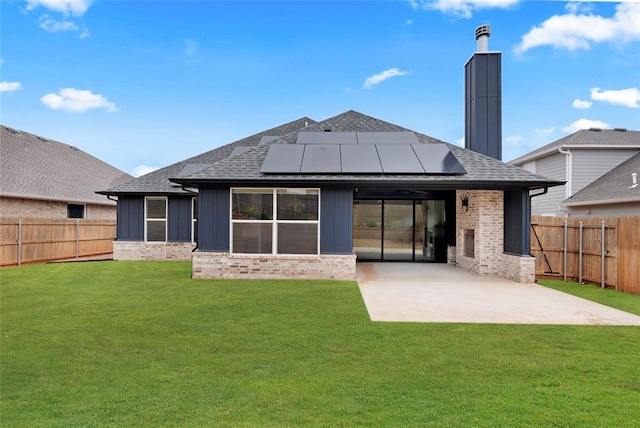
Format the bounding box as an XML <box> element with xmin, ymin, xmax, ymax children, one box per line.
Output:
<box><xmin>114</xmin><ymin>241</ymin><xmax>195</xmax><ymax>260</ymax></box>
<box><xmin>0</xmin><ymin>196</ymin><xmax>116</xmax><ymax>220</ymax></box>
<box><xmin>455</xmin><ymin>190</ymin><xmax>535</xmax><ymax>283</ymax></box>
<box><xmin>192</xmin><ymin>252</ymin><xmax>357</xmax><ymax>280</ymax></box>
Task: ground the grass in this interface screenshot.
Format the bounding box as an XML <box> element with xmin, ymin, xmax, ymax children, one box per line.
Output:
<box><xmin>1</xmin><ymin>261</ymin><xmax>640</xmax><ymax>427</ymax></box>
<box><xmin>538</xmin><ymin>279</ymin><xmax>640</xmax><ymax>316</ymax></box>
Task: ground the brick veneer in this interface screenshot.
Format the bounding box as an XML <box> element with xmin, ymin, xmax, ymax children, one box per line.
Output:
<box><xmin>114</xmin><ymin>241</ymin><xmax>196</xmax><ymax>260</ymax></box>
<box><xmin>455</xmin><ymin>190</ymin><xmax>535</xmax><ymax>283</ymax></box>
<box><xmin>192</xmin><ymin>252</ymin><xmax>357</xmax><ymax>280</ymax></box>
<box><xmin>0</xmin><ymin>196</ymin><xmax>116</xmax><ymax>220</ymax></box>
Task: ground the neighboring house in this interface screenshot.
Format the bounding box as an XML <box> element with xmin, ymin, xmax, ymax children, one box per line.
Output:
<box><xmin>0</xmin><ymin>125</ymin><xmax>133</xmax><ymax>220</ymax></box>
<box><xmin>509</xmin><ymin>128</ymin><xmax>640</xmax><ymax>216</ymax></box>
<box><xmin>560</xmin><ymin>152</ymin><xmax>640</xmax><ymax>217</ymax></box>
<box><xmin>99</xmin><ymin>27</ymin><xmax>563</xmax><ymax>283</ymax></box>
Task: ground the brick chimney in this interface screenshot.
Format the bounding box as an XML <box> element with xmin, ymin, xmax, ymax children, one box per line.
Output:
<box><xmin>464</xmin><ymin>25</ymin><xmax>502</xmax><ymax>161</ymax></box>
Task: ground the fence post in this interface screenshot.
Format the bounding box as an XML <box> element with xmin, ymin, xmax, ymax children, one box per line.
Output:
<box><xmin>563</xmin><ymin>220</ymin><xmax>568</xmax><ymax>282</ymax></box>
<box><xmin>601</xmin><ymin>221</ymin><xmax>605</xmax><ymax>289</ymax></box>
<box><xmin>579</xmin><ymin>221</ymin><xmax>583</xmax><ymax>284</ymax></box>
<box><xmin>75</xmin><ymin>220</ymin><xmax>80</xmax><ymax>260</ymax></box>
<box><xmin>17</xmin><ymin>219</ymin><xmax>23</xmax><ymax>267</ymax></box>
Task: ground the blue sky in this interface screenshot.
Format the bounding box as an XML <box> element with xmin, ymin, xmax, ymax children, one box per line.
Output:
<box><xmin>1</xmin><ymin>0</ymin><xmax>639</xmax><ymax>176</ymax></box>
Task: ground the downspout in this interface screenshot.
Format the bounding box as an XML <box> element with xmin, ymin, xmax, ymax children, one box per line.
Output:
<box><xmin>529</xmin><ymin>187</ymin><xmax>548</xmax><ymax>260</ymax></box>
<box><xmin>558</xmin><ymin>147</ymin><xmax>572</xmax><ymax>199</ymax></box>
<box><xmin>107</xmin><ymin>195</ymin><xmax>118</xmax><ymax>202</ymax></box>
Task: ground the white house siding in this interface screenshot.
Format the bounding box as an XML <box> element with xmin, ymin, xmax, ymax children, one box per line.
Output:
<box><xmin>571</xmin><ymin>149</ymin><xmax>639</xmax><ymax>195</ymax></box>
<box><xmin>530</xmin><ymin>153</ymin><xmax>566</xmax><ymax>216</ymax></box>
<box><xmin>565</xmin><ymin>201</ymin><xmax>640</xmax><ymax>217</ymax></box>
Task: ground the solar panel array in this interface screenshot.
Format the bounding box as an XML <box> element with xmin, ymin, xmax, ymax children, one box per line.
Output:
<box><xmin>260</xmin><ymin>132</ymin><xmax>466</xmax><ymax>175</ymax></box>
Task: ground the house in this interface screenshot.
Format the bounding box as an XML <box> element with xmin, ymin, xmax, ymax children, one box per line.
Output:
<box><xmin>99</xmin><ymin>26</ymin><xmax>563</xmax><ymax>283</ymax></box>
<box><xmin>0</xmin><ymin>125</ymin><xmax>132</xmax><ymax>220</ymax></box>
<box><xmin>560</xmin><ymin>152</ymin><xmax>640</xmax><ymax>217</ymax></box>
<box><xmin>509</xmin><ymin>128</ymin><xmax>640</xmax><ymax>216</ymax></box>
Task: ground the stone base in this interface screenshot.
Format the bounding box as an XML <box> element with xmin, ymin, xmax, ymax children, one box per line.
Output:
<box><xmin>499</xmin><ymin>253</ymin><xmax>536</xmax><ymax>283</ymax></box>
<box><xmin>113</xmin><ymin>241</ymin><xmax>195</xmax><ymax>261</ymax></box>
<box><xmin>447</xmin><ymin>246</ymin><xmax>457</xmax><ymax>265</ymax></box>
<box><xmin>192</xmin><ymin>252</ymin><xmax>357</xmax><ymax>280</ymax></box>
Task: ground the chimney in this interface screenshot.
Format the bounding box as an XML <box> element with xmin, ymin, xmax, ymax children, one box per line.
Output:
<box><xmin>465</xmin><ymin>25</ymin><xmax>502</xmax><ymax>160</ymax></box>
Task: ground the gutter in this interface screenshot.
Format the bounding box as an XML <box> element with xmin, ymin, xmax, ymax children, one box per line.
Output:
<box><xmin>558</xmin><ymin>146</ymin><xmax>572</xmax><ymax>199</ymax></box>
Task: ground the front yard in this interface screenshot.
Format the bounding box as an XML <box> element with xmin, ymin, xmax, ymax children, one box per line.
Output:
<box><xmin>1</xmin><ymin>261</ymin><xmax>639</xmax><ymax>426</ymax></box>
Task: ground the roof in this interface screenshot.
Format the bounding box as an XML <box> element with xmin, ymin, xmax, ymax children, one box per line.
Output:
<box><xmin>0</xmin><ymin>125</ymin><xmax>133</xmax><ymax>205</ymax></box>
<box><xmin>509</xmin><ymin>128</ymin><xmax>640</xmax><ymax>166</ymax></box>
<box><xmin>172</xmin><ymin>110</ymin><xmax>562</xmax><ymax>190</ymax></box>
<box><xmin>99</xmin><ymin>116</ymin><xmax>315</xmax><ymax>195</ymax></box>
<box><xmin>561</xmin><ymin>152</ymin><xmax>640</xmax><ymax>207</ymax></box>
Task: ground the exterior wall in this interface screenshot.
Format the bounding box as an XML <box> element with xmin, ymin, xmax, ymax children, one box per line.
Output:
<box><xmin>571</xmin><ymin>149</ymin><xmax>638</xmax><ymax>194</ymax></box>
<box><xmin>192</xmin><ymin>252</ymin><xmax>356</xmax><ymax>280</ymax></box>
<box><xmin>320</xmin><ymin>188</ymin><xmax>353</xmax><ymax>254</ymax></box>
<box><xmin>565</xmin><ymin>201</ymin><xmax>640</xmax><ymax>217</ymax></box>
<box><xmin>455</xmin><ymin>190</ymin><xmax>535</xmax><ymax>283</ymax></box>
<box><xmin>117</xmin><ymin>196</ymin><xmax>144</xmax><ymax>240</ymax></box>
<box><xmin>113</xmin><ymin>241</ymin><xmax>195</xmax><ymax>260</ymax></box>
<box><xmin>0</xmin><ymin>196</ymin><xmax>116</xmax><ymax>220</ymax></box>
<box><xmin>530</xmin><ymin>153</ymin><xmax>566</xmax><ymax>216</ymax></box>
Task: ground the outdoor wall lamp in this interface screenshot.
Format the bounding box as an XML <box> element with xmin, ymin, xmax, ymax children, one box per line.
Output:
<box><xmin>460</xmin><ymin>195</ymin><xmax>469</xmax><ymax>211</ymax></box>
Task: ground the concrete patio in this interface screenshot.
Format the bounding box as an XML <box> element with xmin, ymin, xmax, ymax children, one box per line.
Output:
<box><xmin>357</xmin><ymin>263</ymin><xmax>640</xmax><ymax>325</ymax></box>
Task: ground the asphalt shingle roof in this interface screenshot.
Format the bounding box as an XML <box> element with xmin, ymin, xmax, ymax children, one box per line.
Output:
<box><xmin>175</xmin><ymin>110</ymin><xmax>562</xmax><ymax>189</ymax></box>
<box><xmin>100</xmin><ymin>116</ymin><xmax>315</xmax><ymax>195</ymax></box>
<box><xmin>1</xmin><ymin>125</ymin><xmax>132</xmax><ymax>205</ymax></box>
<box><xmin>562</xmin><ymin>152</ymin><xmax>640</xmax><ymax>206</ymax></box>
<box><xmin>509</xmin><ymin>128</ymin><xmax>640</xmax><ymax>165</ymax></box>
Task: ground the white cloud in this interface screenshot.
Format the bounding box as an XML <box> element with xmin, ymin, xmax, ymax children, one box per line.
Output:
<box><xmin>572</xmin><ymin>99</ymin><xmax>592</xmax><ymax>109</ymax></box>
<box><xmin>40</xmin><ymin>88</ymin><xmax>119</xmax><ymax>113</ymax></box>
<box><xmin>25</xmin><ymin>0</ymin><xmax>92</xmax><ymax>16</ymax></box>
<box><xmin>0</xmin><ymin>81</ymin><xmax>23</xmax><ymax>93</ymax></box>
<box><xmin>79</xmin><ymin>27</ymin><xmax>90</xmax><ymax>39</ymax></box>
<box><xmin>505</xmin><ymin>135</ymin><xmax>522</xmax><ymax>145</ymax></box>
<box><xmin>535</xmin><ymin>127</ymin><xmax>556</xmax><ymax>137</ymax></box>
<box><xmin>409</xmin><ymin>0</ymin><xmax>519</xmax><ymax>18</ymax></box>
<box><xmin>405</xmin><ymin>19</ymin><xmax>413</xmax><ymax>25</ymax></box>
<box><xmin>591</xmin><ymin>87</ymin><xmax>640</xmax><ymax>108</ymax></box>
<box><xmin>39</xmin><ymin>15</ymin><xmax>79</xmax><ymax>32</ymax></box>
<box><xmin>455</xmin><ymin>136</ymin><xmax>465</xmax><ymax>146</ymax></box>
<box><xmin>131</xmin><ymin>165</ymin><xmax>159</xmax><ymax>177</ymax></box>
<box><xmin>562</xmin><ymin>118</ymin><xmax>609</xmax><ymax>133</ymax></box>
<box><xmin>515</xmin><ymin>2</ymin><xmax>640</xmax><ymax>53</ymax></box>
<box><xmin>363</xmin><ymin>68</ymin><xmax>409</xmax><ymax>89</ymax></box>
<box><xmin>183</xmin><ymin>38</ymin><xmax>198</xmax><ymax>56</ymax></box>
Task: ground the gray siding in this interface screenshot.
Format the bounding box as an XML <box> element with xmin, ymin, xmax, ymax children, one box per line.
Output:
<box><xmin>168</xmin><ymin>196</ymin><xmax>193</xmax><ymax>242</ymax></box>
<box><xmin>198</xmin><ymin>187</ymin><xmax>229</xmax><ymax>251</ymax></box>
<box><xmin>504</xmin><ymin>189</ymin><xmax>531</xmax><ymax>255</ymax></box>
<box><xmin>116</xmin><ymin>196</ymin><xmax>144</xmax><ymax>240</ymax></box>
<box><xmin>320</xmin><ymin>188</ymin><xmax>353</xmax><ymax>254</ymax></box>
<box><xmin>571</xmin><ymin>149</ymin><xmax>638</xmax><ymax>195</ymax></box>
<box><xmin>566</xmin><ymin>201</ymin><xmax>640</xmax><ymax>217</ymax></box>
<box><xmin>531</xmin><ymin>153</ymin><xmax>566</xmax><ymax>215</ymax></box>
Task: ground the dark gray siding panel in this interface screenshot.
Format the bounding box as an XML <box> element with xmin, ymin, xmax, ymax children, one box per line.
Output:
<box><xmin>117</xmin><ymin>196</ymin><xmax>144</xmax><ymax>241</ymax></box>
<box><xmin>198</xmin><ymin>187</ymin><xmax>229</xmax><ymax>251</ymax></box>
<box><xmin>504</xmin><ymin>189</ymin><xmax>531</xmax><ymax>255</ymax></box>
<box><xmin>320</xmin><ymin>188</ymin><xmax>353</xmax><ymax>254</ymax></box>
<box><xmin>445</xmin><ymin>192</ymin><xmax>456</xmax><ymax>247</ymax></box>
<box><xmin>168</xmin><ymin>197</ymin><xmax>192</xmax><ymax>242</ymax></box>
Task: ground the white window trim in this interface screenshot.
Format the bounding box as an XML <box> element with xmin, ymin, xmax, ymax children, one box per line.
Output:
<box><xmin>230</xmin><ymin>188</ymin><xmax>320</xmax><ymax>256</ymax></box>
<box><xmin>144</xmin><ymin>196</ymin><xmax>167</xmax><ymax>242</ymax></box>
<box><xmin>192</xmin><ymin>197</ymin><xmax>197</xmax><ymax>244</ymax></box>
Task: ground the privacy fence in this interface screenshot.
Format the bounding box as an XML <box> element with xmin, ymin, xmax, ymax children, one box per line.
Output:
<box><xmin>0</xmin><ymin>218</ymin><xmax>116</xmax><ymax>268</ymax></box>
<box><xmin>530</xmin><ymin>215</ymin><xmax>640</xmax><ymax>295</ymax></box>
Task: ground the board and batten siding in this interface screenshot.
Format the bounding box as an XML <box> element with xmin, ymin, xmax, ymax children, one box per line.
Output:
<box><xmin>571</xmin><ymin>149</ymin><xmax>639</xmax><ymax>195</ymax></box>
<box><xmin>530</xmin><ymin>153</ymin><xmax>566</xmax><ymax>216</ymax></box>
<box><xmin>116</xmin><ymin>196</ymin><xmax>144</xmax><ymax>240</ymax></box>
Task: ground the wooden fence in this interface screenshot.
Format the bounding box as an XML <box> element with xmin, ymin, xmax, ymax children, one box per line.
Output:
<box><xmin>0</xmin><ymin>218</ymin><xmax>116</xmax><ymax>267</ymax></box>
<box><xmin>530</xmin><ymin>215</ymin><xmax>640</xmax><ymax>295</ymax></box>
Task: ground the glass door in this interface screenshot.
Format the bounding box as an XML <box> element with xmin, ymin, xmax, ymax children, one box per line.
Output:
<box><xmin>383</xmin><ymin>200</ymin><xmax>414</xmax><ymax>261</ymax></box>
<box><xmin>353</xmin><ymin>200</ymin><xmax>382</xmax><ymax>260</ymax></box>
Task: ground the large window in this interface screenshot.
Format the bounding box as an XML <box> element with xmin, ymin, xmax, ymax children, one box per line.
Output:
<box><xmin>145</xmin><ymin>197</ymin><xmax>167</xmax><ymax>242</ymax></box>
<box><xmin>192</xmin><ymin>197</ymin><xmax>198</xmax><ymax>243</ymax></box>
<box><xmin>231</xmin><ymin>188</ymin><xmax>319</xmax><ymax>255</ymax></box>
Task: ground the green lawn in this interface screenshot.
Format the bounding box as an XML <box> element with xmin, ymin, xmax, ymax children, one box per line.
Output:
<box><xmin>2</xmin><ymin>261</ymin><xmax>640</xmax><ymax>427</ymax></box>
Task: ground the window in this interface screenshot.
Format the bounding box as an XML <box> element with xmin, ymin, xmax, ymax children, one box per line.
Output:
<box><xmin>192</xmin><ymin>197</ymin><xmax>198</xmax><ymax>243</ymax></box>
<box><xmin>145</xmin><ymin>197</ymin><xmax>167</xmax><ymax>242</ymax></box>
<box><xmin>67</xmin><ymin>204</ymin><xmax>85</xmax><ymax>219</ymax></box>
<box><xmin>231</xmin><ymin>188</ymin><xmax>319</xmax><ymax>255</ymax></box>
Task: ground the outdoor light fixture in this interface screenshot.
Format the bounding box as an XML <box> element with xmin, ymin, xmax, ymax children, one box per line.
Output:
<box><xmin>460</xmin><ymin>195</ymin><xmax>469</xmax><ymax>211</ymax></box>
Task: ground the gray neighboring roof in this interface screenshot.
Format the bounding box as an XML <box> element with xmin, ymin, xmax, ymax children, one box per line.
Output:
<box><xmin>561</xmin><ymin>152</ymin><xmax>640</xmax><ymax>206</ymax></box>
<box><xmin>0</xmin><ymin>125</ymin><xmax>133</xmax><ymax>205</ymax></box>
<box><xmin>175</xmin><ymin>110</ymin><xmax>562</xmax><ymax>190</ymax></box>
<box><xmin>509</xmin><ymin>128</ymin><xmax>640</xmax><ymax>165</ymax></box>
<box><xmin>99</xmin><ymin>116</ymin><xmax>315</xmax><ymax>195</ymax></box>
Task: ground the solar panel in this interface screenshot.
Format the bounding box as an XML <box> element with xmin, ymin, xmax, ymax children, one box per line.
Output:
<box><xmin>259</xmin><ymin>136</ymin><xmax>280</xmax><ymax>145</ymax></box>
<box><xmin>341</xmin><ymin>145</ymin><xmax>383</xmax><ymax>173</ymax></box>
<box><xmin>356</xmin><ymin>132</ymin><xmax>419</xmax><ymax>145</ymax></box>
<box><xmin>260</xmin><ymin>144</ymin><xmax>304</xmax><ymax>173</ymax></box>
<box><xmin>300</xmin><ymin>144</ymin><xmax>342</xmax><ymax>173</ymax></box>
<box><xmin>412</xmin><ymin>144</ymin><xmax>466</xmax><ymax>174</ymax></box>
<box><xmin>376</xmin><ymin>144</ymin><xmax>425</xmax><ymax>173</ymax></box>
<box><xmin>176</xmin><ymin>163</ymin><xmax>212</xmax><ymax>177</ymax></box>
<box><xmin>230</xmin><ymin>146</ymin><xmax>252</xmax><ymax>157</ymax></box>
<box><xmin>296</xmin><ymin>132</ymin><xmax>357</xmax><ymax>145</ymax></box>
